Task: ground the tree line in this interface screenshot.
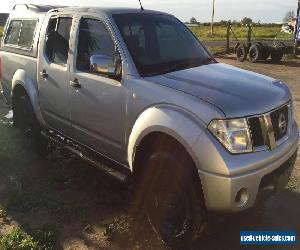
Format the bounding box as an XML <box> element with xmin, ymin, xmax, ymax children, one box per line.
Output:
<box><xmin>187</xmin><ymin>10</ymin><xmax>297</xmax><ymax>27</ymax></box>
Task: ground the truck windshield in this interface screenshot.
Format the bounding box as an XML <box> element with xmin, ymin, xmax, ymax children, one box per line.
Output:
<box><xmin>113</xmin><ymin>13</ymin><xmax>213</xmax><ymax>77</ymax></box>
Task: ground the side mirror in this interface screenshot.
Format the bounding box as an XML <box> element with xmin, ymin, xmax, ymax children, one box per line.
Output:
<box><xmin>90</xmin><ymin>55</ymin><xmax>116</xmax><ymax>76</ymax></box>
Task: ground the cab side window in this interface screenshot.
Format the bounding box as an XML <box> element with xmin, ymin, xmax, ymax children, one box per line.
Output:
<box><xmin>76</xmin><ymin>18</ymin><xmax>115</xmax><ymax>72</ymax></box>
<box><xmin>19</xmin><ymin>20</ymin><xmax>38</xmax><ymax>48</ymax></box>
<box><xmin>4</xmin><ymin>20</ymin><xmax>22</xmax><ymax>45</ymax></box>
<box><xmin>4</xmin><ymin>19</ymin><xmax>38</xmax><ymax>49</ymax></box>
<box><xmin>45</xmin><ymin>17</ymin><xmax>72</xmax><ymax>65</ymax></box>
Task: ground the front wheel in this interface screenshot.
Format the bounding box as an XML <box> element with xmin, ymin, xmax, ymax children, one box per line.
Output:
<box><xmin>136</xmin><ymin>142</ymin><xmax>206</xmax><ymax>248</ymax></box>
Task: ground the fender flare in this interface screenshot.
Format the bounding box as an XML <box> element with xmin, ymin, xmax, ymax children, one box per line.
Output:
<box><xmin>11</xmin><ymin>69</ymin><xmax>46</xmax><ymax>128</ymax></box>
<box><xmin>127</xmin><ymin>105</ymin><xmax>206</xmax><ymax>172</ymax></box>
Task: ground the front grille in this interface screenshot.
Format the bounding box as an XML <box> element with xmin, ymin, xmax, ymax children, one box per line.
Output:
<box><xmin>248</xmin><ymin>117</ymin><xmax>264</xmax><ymax>147</ymax></box>
<box><xmin>247</xmin><ymin>104</ymin><xmax>290</xmax><ymax>150</ymax></box>
<box><xmin>270</xmin><ymin>105</ymin><xmax>289</xmax><ymax>141</ymax></box>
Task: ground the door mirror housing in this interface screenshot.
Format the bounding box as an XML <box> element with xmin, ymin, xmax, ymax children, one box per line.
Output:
<box><xmin>90</xmin><ymin>55</ymin><xmax>116</xmax><ymax>76</ymax></box>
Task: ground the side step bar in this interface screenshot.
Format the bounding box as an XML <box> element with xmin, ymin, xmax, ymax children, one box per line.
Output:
<box><xmin>41</xmin><ymin>131</ymin><xmax>130</xmax><ymax>183</ymax></box>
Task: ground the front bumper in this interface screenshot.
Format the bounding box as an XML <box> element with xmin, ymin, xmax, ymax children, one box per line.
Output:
<box><xmin>196</xmin><ymin>121</ymin><xmax>299</xmax><ymax>212</ymax></box>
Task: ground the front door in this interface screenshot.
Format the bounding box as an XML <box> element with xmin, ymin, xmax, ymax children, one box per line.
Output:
<box><xmin>70</xmin><ymin>17</ymin><xmax>127</xmax><ymax>162</ymax></box>
<box><xmin>38</xmin><ymin>15</ymin><xmax>73</xmax><ymax>134</ymax></box>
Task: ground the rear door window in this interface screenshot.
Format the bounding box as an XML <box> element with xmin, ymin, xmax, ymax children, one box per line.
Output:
<box><xmin>19</xmin><ymin>20</ymin><xmax>37</xmax><ymax>48</ymax></box>
<box><xmin>4</xmin><ymin>20</ymin><xmax>22</xmax><ymax>45</ymax></box>
<box><xmin>45</xmin><ymin>17</ymin><xmax>72</xmax><ymax>65</ymax></box>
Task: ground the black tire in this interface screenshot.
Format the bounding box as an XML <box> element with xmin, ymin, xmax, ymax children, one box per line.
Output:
<box><xmin>261</xmin><ymin>49</ymin><xmax>270</xmax><ymax>61</ymax></box>
<box><xmin>236</xmin><ymin>44</ymin><xmax>247</xmax><ymax>62</ymax></box>
<box><xmin>260</xmin><ymin>44</ymin><xmax>271</xmax><ymax>61</ymax></box>
<box><xmin>14</xmin><ymin>92</ymin><xmax>48</xmax><ymax>155</ymax></box>
<box><xmin>271</xmin><ymin>49</ymin><xmax>283</xmax><ymax>62</ymax></box>
<box><xmin>234</xmin><ymin>42</ymin><xmax>240</xmax><ymax>54</ymax></box>
<box><xmin>279</xmin><ymin>42</ymin><xmax>286</xmax><ymax>47</ymax></box>
<box><xmin>134</xmin><ymin>140</ymin><xmax>206</xmax><ymax>248</ymax></box>
<box><xmin>248</xmin><ymin>44</ymin><xmax>260</xmax><ymax>63</ymax></box>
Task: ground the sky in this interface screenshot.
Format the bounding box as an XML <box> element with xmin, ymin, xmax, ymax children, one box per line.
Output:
<box><xmin>0</xmin><ymin>0</ymin><xmax>298</xmax><ymax>23</ymax></box>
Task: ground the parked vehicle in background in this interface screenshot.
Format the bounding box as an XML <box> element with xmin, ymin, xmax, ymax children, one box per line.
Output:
<box><xmin>0</xmin><ymin>4</ymin><xmax>299</xmax><ymax>247</ymax></box>
<box><xmin>281</xmin><ymin>23</ymin><xmax>293</xmax><ymax>34</ymax></box>
<box><xmin>233</xmin><ymin>24</ymin><xmax>294</xmax><ymax>63</ymax></box>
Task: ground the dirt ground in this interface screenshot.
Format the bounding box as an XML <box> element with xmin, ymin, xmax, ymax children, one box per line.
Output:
<box><xmin>0</xmin><ymin>57</ymin><xmax>299</xmax><ymax>250</ymax></box>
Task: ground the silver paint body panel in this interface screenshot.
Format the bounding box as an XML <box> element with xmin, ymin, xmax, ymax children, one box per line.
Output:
<box><xmin>0</xmin><ymin>6</ymin><xmax>298</xmax><ymax>212</ymax></box>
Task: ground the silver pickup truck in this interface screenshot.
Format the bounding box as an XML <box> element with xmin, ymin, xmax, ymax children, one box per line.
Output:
<box><xmin>0</xmin><ymin>4</ymin><xmax>299</xmax><ymax>246</ymax></box>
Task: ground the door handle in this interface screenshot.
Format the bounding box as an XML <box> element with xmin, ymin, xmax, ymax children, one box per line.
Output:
<box><xmin>40</xmin><ymin>69</ymin><xmax>48</xmax><ymax>78</ymax></box>
<box><xmin>70</xmin><ymin>78</ymin><xmax>81</xmax><ymax>89</ymax></box>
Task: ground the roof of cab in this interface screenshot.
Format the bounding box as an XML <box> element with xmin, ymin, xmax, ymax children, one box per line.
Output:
<box><xmin>9</xmin><ymin>4</ymin><xmax>170</xmax><ymax>19</ymax></box>
<box><xmin>9</xmin><ymin>4</ymin><xmax>62</xmax><ymax>19</ymax></box>
<box><xmin>54</xmin><ymin>6</ymin><xmax>168</xmax><ymax>16</ymax></box>
<box><xmin>12</xmin><ymin>4</ymin><xmax>64</xmax><ymax>13</ymax></box>
<box><xmin>12</xmin><ymin>4</ymin><xmax>167</xmax><ymax>15</ymax></box>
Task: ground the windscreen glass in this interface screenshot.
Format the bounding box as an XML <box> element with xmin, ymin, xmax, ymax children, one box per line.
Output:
<box><xmin>113</xmin><ymin>13</ymin><xmax>213</xmax><ymax>76</ymax></box>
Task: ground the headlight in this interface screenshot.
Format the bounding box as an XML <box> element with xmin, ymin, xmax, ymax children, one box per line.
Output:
<box><xmin>208</xmin><ymin>118</ymin><xmax>253</xmax><ymax>154</ymax></box>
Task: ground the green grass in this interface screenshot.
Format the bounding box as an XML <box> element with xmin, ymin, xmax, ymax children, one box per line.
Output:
<box><xmin>0</xmin><ymin>97</ymin><xmax>85</xmax><ymax>249</ymax></box>
<box><xmin>0</xmin><ymin>132</ymin><xmax>78</xmax><ymax>249</ymax></box>
<box><xmin>0</xmin><ymin>226</ymin><xmax>56</xmax><ymax>250</ymax></box>
<box><xmin>0</xmin><ymin>26</ymin><xmax>3</xmax><ymax>38</ymax></box>
<box><xmin>0</xmin><ymin>227</ymin><xmax>39</xmax><ymax>250</ymax></box>
<box><xmin>0</xmin><ymin>107</ymin><xmax>57</xmax><ymax>249</ymax></box>
<box><xmin>0</xmin><ymin>122</ymin><xmax>82</xmax><ymax>248</ymax></box>
<box><xmin>189</xmin><ymin>25</ymin><xmax>294</xmax><ymax>42</ymax></box>
<box><xmin>206</xmin><ymin>45</ymin><xmax>228</xmax><ymax>55</ymax></box>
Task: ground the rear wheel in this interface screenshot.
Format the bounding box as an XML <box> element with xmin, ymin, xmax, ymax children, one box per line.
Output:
<box><xmin>260</xmin><ymin>44</ymin><xmax>271</xmax><ymax>61</ymax></box>
<box><xmin>271</xmin><ymin>49</ymin><xmax>283</xmax><ymax>62</ymax></box>
<box><xmin>13</xmin><ymin>92</ymin><xmax>48</xmax><ymax>155</ymax></box>
<box><xmin>248</xmin><ymin>44</ymin><xmax>260</xmax><ymax>63</ymax></box>
<box><xmin>261</xmin><ymin>50</ymin><xmax>270</xmax><ymax>61</ymax></box>
<box><xmin>134</xmin><ymin>140</ymin><xmax>206</xmax><ymax>248</ymax></box>
<box><xmin>236</xmin><ymin>44</ymin><xmax>247</xmax><ymax>62</ymax></box>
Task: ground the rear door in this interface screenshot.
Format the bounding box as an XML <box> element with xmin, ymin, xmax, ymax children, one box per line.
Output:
<box><xmin>37</xmin><ymin>14</ymin><xmax>74</xmax><ymax>135</ymax></box>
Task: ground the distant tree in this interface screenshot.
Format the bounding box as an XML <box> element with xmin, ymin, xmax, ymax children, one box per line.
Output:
<box><xmin>256</xmin><ymin>20</ymin><xmax>262</xmax><ymax>26</ymax></box>
<box><xmin>241</xmin><ymin>17</ymin><xmax>253</xmax><ymax>26</ymax></box>
<box><xmin>219</xmin><ymin>20</ymin><xmax>228</xmax><ymax>26</ymax></box>
<box><xmin>190</xmin><ymin>17</ymin><xmax>198</xmax><ymax>24</ymax></box>
<box><xmin>231</xmin><ymin>20</ymin><xmax>241</xmax><ymax>27</ymax></box>
<box><xmin>283</xmin><ymin>10</ymin><xmax>295</xmax><ymax>22</ymax></box>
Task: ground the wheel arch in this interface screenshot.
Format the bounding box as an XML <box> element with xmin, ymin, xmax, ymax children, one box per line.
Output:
<box><xmin>128</xmin><ymin>105</ymin><xmax>205</xmax><ymax>176</ymax></box>
<box><xmin>132</xmin><ymin>132</ymin><xmax>196</xmax><ymax>176</ymax></box>
<box><xmin>11</xmin><ymin>69</ymin><xmax>46</xmax><ymax>128</ymax></box>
